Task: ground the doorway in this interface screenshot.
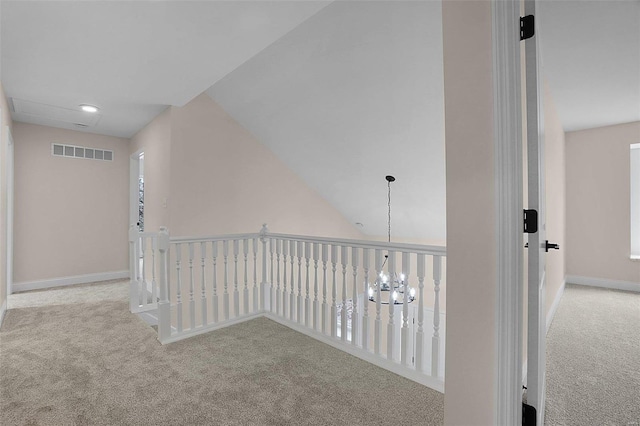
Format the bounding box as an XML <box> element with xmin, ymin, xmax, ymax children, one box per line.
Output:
<box><xmin>130</xmin><ymin>151</ymin><xmax>144</xmax><ymax>232</ymax></box>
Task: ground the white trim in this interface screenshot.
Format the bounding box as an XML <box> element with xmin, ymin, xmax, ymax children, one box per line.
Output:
<box><xmin>137</xmin><ymin>310</ymin><xmax>159</xmax><ymax>327</ymax></box>
<box><xmin>12</xmin><ymin>270</ymin><xmax>129</xmax><ymax>293</ymax></box>
<box><xmin>492</xmin><ymin>0</ymin><xmax>523</xmax><ymax>424</ymax></box>
<box><xmin>566</xmin><ymin>275</ymin><xmax>640</xmax><ymax>293</ymax></box>
<box><xmin>0</xmin><ymin>299</ymin><xmax>7</xmax><ymax>329</ymax></box>
<box><xmin>265</xmin><ymin>313</ymin><xmax>445</xmax><ymax>393</ymax></box>
<box><xmin>546</xmin><ymin>279</ymin><xmax>566</xmax><ymax>334</ymax></box>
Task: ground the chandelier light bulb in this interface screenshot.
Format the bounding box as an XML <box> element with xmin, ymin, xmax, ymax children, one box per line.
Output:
<box><xmin>400</xmin><ymin>273</ymin><xmax>405</xmax><ymax>281</ymax></box>
<box><xmin>382</xmin><ymin>274</ymin><xmax>388</xmax><ymax>283</ymax></box>
<box><xmin>392</xmin><ymin>291</ymin><xmax>398</xmax><ymax>301</ymax></box>
<box><xmin>410</xmin><ymin>288</ymin><xmax>416</xmax><ymax>298</ymax></box>
<box><xmin>368</xmin><ymin>287</ymin><xmax>374</xmax><ymax>298</ymax></box>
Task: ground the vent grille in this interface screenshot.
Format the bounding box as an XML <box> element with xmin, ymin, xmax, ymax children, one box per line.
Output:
<box><xmin>52</xmin><ymin>143</ymin><xmax>113</xmax><ymax>162</ymax></box>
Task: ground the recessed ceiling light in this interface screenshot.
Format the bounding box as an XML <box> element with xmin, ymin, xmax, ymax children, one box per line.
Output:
<box><xmin>80</xmin><ymin>104</ymin><xmax>99</xmax><ymax>113</ymax></box>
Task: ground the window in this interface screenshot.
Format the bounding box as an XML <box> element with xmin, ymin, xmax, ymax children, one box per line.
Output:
<box><xmin>631</xmin><ymin>144</ymin><xmax>640</xmax><ymax>258</ymax></box>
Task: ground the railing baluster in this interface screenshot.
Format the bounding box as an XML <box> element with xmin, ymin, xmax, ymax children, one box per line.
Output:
<box><xmin>305</xmin><ymin>242</ymin><xmax>311</xmax><ymax>327</ymax></box>
<box><xmin>233</xmin><ymin>240</ymin><xmax>240</xmax><ymax>318</ymax></box>
<box><xmin>223</xmin><ymin>240</ymin><xmax>230</xmax><ymax>320</ymax></box>
<box><xmin>362</xmin><ymin>248</ymin><xmax>370</xmax><ymax>350</ymax></box>
<box><xmin>140</xmin><ymin>236</ymin><xmax>147</xmax><ymax>307</ymax></box>
<box><xmin>243</xmin><ymin>239</ymin><xmax>249</xmax><ymax>315</ymax></box>
<box><xmin>212</xmin><ymin>241</ymin><xmax>219</xmax><ymax>323</ymax></box>
<box><xmin>200</xmin><ymin>242</ymin><xmax>207</xmax><ymax>326</ymax></box>
<box><xmin>294</xmin><ymin>241</ymin><xmax>301</xmax><ymax>324</ymax></box>
<box><xmin>313</xmin><ymin>243</ymin><xmax>319</xmax><ymax>331</ymax></box>
<box><xmin>416</xmin><ymin>254</ymin><xmax>426</xmax><ymax>372</ymax></box>
<box><xmin>351</xmin><ymin>247</ymin><xmax>359</xmax><ymax>345</ymax></box>
<box><xmin>387</xmin><ymin>250</ymin><xmax>396</xmax><ymax>361</ymax></box>
<box><xmin>259</xmin><ymin>225</ymin><xmax>268</xmax><ymax>311</ymax></box>
<box><xmin>252</xmin><ymin>237</ymin><xmax>258</xmax><ymax>313</ymax></box>
<box><xmin>322</xmin><ymin>244</ymin><xmax>328</xmax><ymax>334</ymax></box>
<box><xmin>374</xmin><ymin>249</ymin><xmax>382</xmax><ymax>355</ymax></box>
<box><xmin>341</xmin><ymin>245</ymin><xmax>348</xmax><ymax>342</ymax></box>
<box><xmin>282</xmin><ymin>239</ymin><xmax>288</xmax><ymax>319</ymax></box>
<box><xmin>331</xmin><ymin>245</ymin><xmax>338</xmax><ymax>338</ymax></box>
<box><xmin>188</xmin><ymin>243</ymin><xmax>195</xmax><ymax>330</ymax></box>
<box><xmin>432</xmin><ymin>255</ymin><xmax>442</xmax><ymax>377</ymax></box>
<box><xmin>401</xmin><ymin>252</ymin><xmax>410</xmax><ymax>366</ymax></box>
<box><xmin>290</xmin><ymin>240</ymin><xmax>296</xmax><ymax>320</ymax></box>
<box><xmin>276</xmin><ymin>239</ymin><xmax>282</xmax><ymax>315</ymax></box>
<box><xmin>175</xmin><ymin>243</ymin><xmax>183</xmax><ymax>333</ymax></box>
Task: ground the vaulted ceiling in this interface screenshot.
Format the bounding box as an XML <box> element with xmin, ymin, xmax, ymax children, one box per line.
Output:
<box><xmin>1</xmin><ymin>0</ymin><xmax>638</xmax><ymax>241</ymax></box>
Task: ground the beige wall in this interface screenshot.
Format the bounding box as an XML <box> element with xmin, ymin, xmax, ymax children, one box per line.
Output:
<box><xmin>13</xmin><ymin>123</ymin><xmax>130</xmax><ymax>283</ymax></box>
<box><xmin>130</xmin><ymin>108</ymin><xmax>171</xmax><ymax>233</ymax></box>
<box><xmin>167</xmin><ymin>93</ymin><xmax>364</xmax><ymax>239</ymax></box>
<box><xmin>442</xmin><ymin>1</ymin><xmax>497</xmax><ymax>423</ymax></box>
<box><xmin>566</xmin><ymin>121</ymin><xmax>640</xmax><ymax>283</ymax></box>
<box><xmin>542</xmin><ymin>81</ymin><xmax>566</xmax><ymax>314</ymax></box>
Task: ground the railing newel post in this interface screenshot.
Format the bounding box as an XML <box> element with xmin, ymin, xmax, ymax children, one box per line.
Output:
<box><xmin>128</xmin><ymin>224</ymin><xmax>139</xmax><ymax>312</ymax></box>
<box><xmin>157</xmin><ymin>226</ymin><xmax>171</xmax><ymax>343</ymax></box>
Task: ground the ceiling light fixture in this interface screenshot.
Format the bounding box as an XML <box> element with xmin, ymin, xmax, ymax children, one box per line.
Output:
<box><xmin>80</xmin><ymin>104</ymin><xmax>99</xmax><ymax>113</ymax></box>
<box><xmin>367</xmin><ymin>175</ymin><xmax>416</xmax><ymax>305</ymax></box>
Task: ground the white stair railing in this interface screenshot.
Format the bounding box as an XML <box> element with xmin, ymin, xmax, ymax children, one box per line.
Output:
<box><xmin>131</xmin><ymin>224</ymin><xmax>447</xmax><ymax>393</ymax></box>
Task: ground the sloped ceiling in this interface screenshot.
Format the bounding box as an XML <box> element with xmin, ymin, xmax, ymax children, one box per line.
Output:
<box><xmin>207</xmin><ymin>1</ymin><xmax>446</xmax><ymax>242</ymax></box>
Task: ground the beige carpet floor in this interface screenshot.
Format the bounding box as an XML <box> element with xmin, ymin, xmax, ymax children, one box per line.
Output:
<box><xmin>545</xmin><ymin>284</ymin><xmax>640</xmax><ymax>425</ymax></box>
<box><xmin>0</xmin><ymin>284</ymin><xmax>444</xmax><ymax>425</ymax></box>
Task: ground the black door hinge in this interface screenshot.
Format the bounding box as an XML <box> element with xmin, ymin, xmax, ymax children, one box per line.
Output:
<box><xmin>523</xmin><ymin>402</ymin><xmax>536</xmax><ymax>425</ymax></box>
<box><xmin>520</xmin><ymin>15</ymin><xmax>535</xmax><ymax>40</ymax></box>
<box><xmin>524</xmin><ymin>209</ymin><xmax>538</xmax><ymax>233</ymax></box>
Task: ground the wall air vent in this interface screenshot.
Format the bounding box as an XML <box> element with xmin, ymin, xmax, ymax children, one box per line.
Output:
<box><xmin>52</xmin><ymin>143</ymin><xmax>113</xmax><ymax>162</ymax></box>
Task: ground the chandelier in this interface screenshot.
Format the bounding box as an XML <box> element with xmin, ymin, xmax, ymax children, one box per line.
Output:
<box><xmin>366</xmin><ymin>175</ymin><xmax>416</xmax><ymax>305</ymax></box>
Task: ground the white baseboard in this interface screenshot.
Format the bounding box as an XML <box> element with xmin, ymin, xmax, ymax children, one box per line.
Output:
<box><xmin>137</xmin><ymin>310</ymin><xmax>159</xmax><ymax>326</ymax></box>
<box><xmin>546</xmin><ymin>279</ymin><xmax>566</xmax><ymax>334</ymax></box>
<box><xmin>0</xmin><ymin>299</ymin><xmax>7</xmax><ymax>329</ymax></box>
<box><xmin>13</xmin><ymin>270</ymin><xmax>129</xmax><ymax>293</ymax></box>
<box><xmin>566</xmin><ymin>275</ymin><xmax>640</xmax><ymax>293</ymax></box>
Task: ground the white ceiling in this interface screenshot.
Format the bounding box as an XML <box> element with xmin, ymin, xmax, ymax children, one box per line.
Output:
<box><xmin>539</xmin><ymin>0</ymin><xmax>640</xmax><ymax>132</ymax></box>
<box><xmin>0</xmin><ymin>1</ymin><xmax>330</xmax><ymax>137</ymax></box>
<box><xmin>1</xmin><ymin>1</ymin><xmax>638</xmax><ymax>241</ymax></box>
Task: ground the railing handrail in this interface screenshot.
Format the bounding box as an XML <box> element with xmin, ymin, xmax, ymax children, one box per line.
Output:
<box><xmin>268</xmin><ymin>233</ymin><xmax>446</xmax><ymax>256</ymax></box>
<box><xmin>169</xmin><ymin>233</ymin><xmax>259</xmax><ymax>244</ymax></box>
<box><xmin>168</xmin><ymin>231</ymin><xmax>446</xmax><ymax>256</ymax></box>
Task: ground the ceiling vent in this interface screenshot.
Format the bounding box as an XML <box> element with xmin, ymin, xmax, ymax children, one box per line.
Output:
<box><xmin>12</xmin><ymin>98</ymin><xmax>101</xmax><ymax>127</ymax></box>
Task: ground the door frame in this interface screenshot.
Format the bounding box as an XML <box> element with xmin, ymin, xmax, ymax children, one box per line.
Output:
<box><xmin>129</xmin><ymin>150</ymin><xmax>144</xmax><ymax>230</ymax></box>
<box><xmin>492</xmin><ymin>0</ymin><xmax>525</xmax><ymax>424</ymax></box>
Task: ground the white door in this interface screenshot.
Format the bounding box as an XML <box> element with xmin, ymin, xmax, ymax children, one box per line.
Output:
<box><xmin>525</xmin><ymin>0</ymin><xmax>547</xmax><ymax>423</ymax></box>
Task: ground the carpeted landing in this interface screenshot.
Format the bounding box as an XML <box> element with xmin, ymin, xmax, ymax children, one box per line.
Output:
<box><xmin>0</xmin><ymin>299</ymin><xmax>444</xmax><ymax>425</ymax></box>
<box><xmin>544</xmin><ymin>284</ymin><xmax>640</xmax><ymax>425</ymax></box>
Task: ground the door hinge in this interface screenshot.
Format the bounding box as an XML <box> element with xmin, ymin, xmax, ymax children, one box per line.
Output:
<box><xmin>523</xmin><ymin>402</ymin><xmax>536</xmax><ymax>425</ymax></box>
<box><xmin>524</xmin><ymin>209</ymin><xmax>538</xmax><ymax>233</ymax></box>
<box><xmin>520</xmin><ymin>15</ymin><xmax>535</xmax><ymax>40</ymax></box>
